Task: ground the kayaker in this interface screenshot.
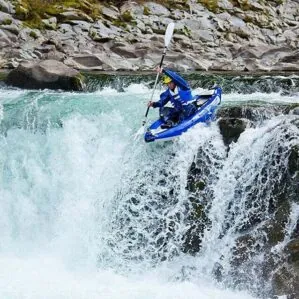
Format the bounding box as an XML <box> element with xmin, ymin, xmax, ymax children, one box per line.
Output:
<box><xmin>148</xmin><ymin>67</ymin><xmax>196</xmax><ymax>128</ymax></box>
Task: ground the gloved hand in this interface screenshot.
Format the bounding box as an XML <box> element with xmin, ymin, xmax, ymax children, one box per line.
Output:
<box><xmin>156</xmin><ymin>66</ymin><xmax>163</xmax><ymax>74</ymax></box>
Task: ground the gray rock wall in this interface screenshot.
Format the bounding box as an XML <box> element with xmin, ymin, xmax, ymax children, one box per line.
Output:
<box><xmin>0</xmin><ymin>0</ymin><xmax>298</xmax><ymax>72</ymax></box>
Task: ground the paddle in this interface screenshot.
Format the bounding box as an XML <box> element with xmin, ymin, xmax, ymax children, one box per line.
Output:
<box><xmin>135</xmin><ymin>22</ymin><xmax>175</xmax><ymax>138</ymax></box>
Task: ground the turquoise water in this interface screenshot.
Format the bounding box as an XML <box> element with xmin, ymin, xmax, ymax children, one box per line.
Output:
<box><xmin>0</xmin><ymin>78</ymin><xmax>298</xmax><ymax>299</ymax></box>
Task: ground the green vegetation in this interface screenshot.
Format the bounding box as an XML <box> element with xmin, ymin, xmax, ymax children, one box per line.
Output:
<box><xmin>143</xmin><ymin>6</ymin><xmax>150</xmax><ymax>16</ymax></box>
<box><xmin>229</xmin><ymin>0</ymin><xmax>252</xmax><ymax>10</ymax></box>
<box><xmin>14</xmin><ymin>0</ymin><xmax>100</xmax><ymax>28</ymax></box>
<box><xmin>112</xmin><ymin>18</ymin><xmax>127</xmax><ymax>28</ymax></box>
<box><xmin>0</xmin><ymin>72</ymin><xmax>8</xmax><ymax>81</ymax></box>
<box><xmin>1</xmin><ymin>18</ymin><xmax>13</xmax><ymax>25</ymax></box>
<box><xmin>183</xmin><ymin>25</ymin><xmax>191</xmax><ymax>37</ymax></box>
<box><xmin>108</xmin><ymin>0</ymin><xmax>189</xmax><ymax>10</ymax></box>
<box><xmin>29</xmin><ymin>30</ymin><xmax>38</xmax><ymax>38</ymax></box>
<box><xmin>13</xmin><ymin>0</ymin><xmax>192</xmax><ymax>30</ymax></box>
<box><xmin>197</xmin><ymin>0</ymin><xmax>219</xmax><ymax>13</ymax></box>
<box><xmin>121</xmin><ymin>10</ymin><xmax>133</xmax><ymax>22</ymax></box>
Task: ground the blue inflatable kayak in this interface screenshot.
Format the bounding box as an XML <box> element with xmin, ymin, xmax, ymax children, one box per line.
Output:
<box><xmin>144</xmin><ymin>87</ymin><xmax>222</xmax><ymax>142</ymax></box>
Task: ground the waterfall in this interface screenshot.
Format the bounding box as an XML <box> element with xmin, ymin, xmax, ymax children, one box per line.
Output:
<box><xmin>0</xmin><ymin>80</ymin><xmax>298</xmax><ymax>298</ymax></box>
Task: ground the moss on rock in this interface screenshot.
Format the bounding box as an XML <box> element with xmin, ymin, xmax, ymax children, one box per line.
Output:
<box><xmin>29</xmin><ymin>30</ymin><xmax>38</xmax><ymax>38</ymax></box>
<box><xmin>72</xmin><ymin>73</ymin><xmax>86</xmax><ymax>91</ymax></box>
<box><xmin>0</xmin><ymin>72</ymin><xmax>8</xmax><ymax>81</ymax></box>
<box><xmin>1</xmin><ymin>18</ymin><xmax>12</xmax><ymax>25</ymax></box>
<box><xmin>121</xmin><ymin>10</ymin><xmax>133</xmax><ymax>22</ymax></box>
<box><xmin>143</xmin><ymin>6</ymin><xmax>150</xmax><ymax>15</ymax></box>
<box><xmin>197</xmin><ymin>0</ymin><xmax>219</xmax><ymax>13</ymax></box>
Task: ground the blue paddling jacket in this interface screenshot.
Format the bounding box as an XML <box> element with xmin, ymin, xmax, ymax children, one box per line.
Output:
<box><xmin>152</xmin><ymin>69</ymin><xmax>193</xmax><ymax>113</ymax></box>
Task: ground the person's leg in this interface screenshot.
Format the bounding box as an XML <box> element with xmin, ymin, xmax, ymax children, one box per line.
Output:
<box><xmin>170</xmin><ymin>110</ymin><xmax>180</xmax><ymax>124</ymax></box>
<box><xmin>160</xmin><ymin>107</ymin><xmax>174</xmax><ymax>122</ymax></box>
<box><xmin>160</xmin><ymin>108</ymin><xmax>183</xmax><ymax>128</ymax></box>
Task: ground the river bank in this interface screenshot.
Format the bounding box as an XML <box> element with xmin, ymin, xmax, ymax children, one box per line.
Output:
<box><xmin>0</xmin><ymin>0</ymin><xmax>298</xmax><ymax>73</ymax></box>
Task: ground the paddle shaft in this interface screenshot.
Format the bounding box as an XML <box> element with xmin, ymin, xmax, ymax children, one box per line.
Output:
<box><xmin>143</xmin><ymin>47</ymin><xmax>167</xmax><ymax>124</ymax></box>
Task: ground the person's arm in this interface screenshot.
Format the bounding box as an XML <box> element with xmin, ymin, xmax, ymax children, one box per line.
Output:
<box><xmin>163</xmin><ymin>69</ymin><xmax>190</xmax><ymax>91</ymax></box>
<box><xmin>148</xmin><ymin>90</ymin><xmax>170</xmax><ymax>108</ymax></box>
<box><xmin>153</xmin><ymin>90</ymin><xmax>170</xmax><ymax>107</ymax></box>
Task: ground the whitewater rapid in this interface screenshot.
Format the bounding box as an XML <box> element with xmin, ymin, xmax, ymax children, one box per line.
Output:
<box><xmin>0</xmin><ymin>83</ymin><xmax>297</xmax><ymax>299</ymax></box>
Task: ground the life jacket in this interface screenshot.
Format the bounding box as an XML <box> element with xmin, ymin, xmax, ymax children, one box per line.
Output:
<box><xmin>168</xmin><ymin>86</ymin><xmax>193</xmax><ymax>111</ymax></box>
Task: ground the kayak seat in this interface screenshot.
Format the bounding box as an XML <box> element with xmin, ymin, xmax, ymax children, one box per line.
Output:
<box><xmin>192</xmin><ymin>95</ymin><xmax>208</xmax><ymax>107</ymax></box>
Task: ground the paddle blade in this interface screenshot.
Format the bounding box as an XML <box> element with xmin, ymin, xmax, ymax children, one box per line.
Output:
<box><xmin>164</xmin><ymin>22</ymin><xmax>175</xmax><ymax>48</ymax></box>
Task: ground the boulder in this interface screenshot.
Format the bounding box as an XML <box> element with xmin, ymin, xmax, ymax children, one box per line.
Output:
<box><xmin>5</xmin><ymin>60</ymin><xmax>84</xmax><ymax>91</ymax></box>
<box><xmin>42</xmin><ymin>17</ymin><xmax>57</xmax><ymax>30</ymax></box>
<box><xmin>64</xmin><ymin>54</ymin><xmax>108</xmax><ymax>70</ymax></box>
<box><xmin>292</xmin><ymin>108</ymin><xmax>299</xmax><ymax>116</ymax></box>
<box><xmin>0</xmin><ymin>28</ymin><xmax>11</xmax><ymax>45</ymax></box>
<box><xmin>110</xmin><ymin>43</ymin><xmax>139</xmax><ymax>58</ymax></box>
<box><xmin>89</xmin><ymin>21</ymin><xmax>122</xmax><ymax>42</ymax></box>
<box><xmin>0</xmin><ymin>11</ymin><xmax>11</xmax><ymax>24</ymax></box>
<box><xmin>143</xmin><ymin>2</ymin><xmax>170</xmax><ymax>16</ymax></box>
<box><xmin>58</xmin><ymin>9</ymin><xmax>93</xmax><ymax>23</ymax></box>
<box><xmin>101</xmin><ymin>6</ymin><xmax>119</xmax><ymax>21</ymax></box>
<box><xmin>120</xmin><ymin>2</ymin><xmax>144</xmax><ymax>17</ymax></box>
<box><xmin>272</xmin><ymin>238</ymin><xmax>299</xmax><ymax>298</ymax></box>
<box><xmin>0</xmin><ymin>23</ymin><xmax>19</xmax><ymax>35</ymax></box>
<box><xmin>286</xmin><ymin>239</ymin><xmax>299</xmax><ymax>265</ymax></box>
<box><xmin>218</xmin><ymin>118</ymin><xmax>247</xmax><ymax>146</ymax></box>
<box><xmin>0</xmin><ymin>0</ymin><xmax>14</xmax><ymax>14</ymax></box>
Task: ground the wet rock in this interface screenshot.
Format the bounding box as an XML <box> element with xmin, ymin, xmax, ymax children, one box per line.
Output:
<box><xmin>272</xmin><ymin>263</ymin><xmax>299</xmax><ymax>298</ymax></box>
<box><xmin>5</xmin><ymin>60</ymin><xmax>84</xmax><ymax>91</ymax></box>
<box><xmin>286</xmin><ymin>239</ymin><xmax>299</xmax><ymax>265</ymax></box>
<box><xmin>263</xmin><ymin>201</ymin><xmax>291</xmax><ymax>247</ymax></box>
<box><xmin>231</xmin><ymin>234</ymin><xmax>256</xmax><ymax>267</ymax></box>
<box><xmin>288</xmin><ymin>145</ymin><xmax>299</xmax><ymax>201</ymax></box>
<box><xmin>183</xmin><ymin>138</ymin><xmax>225</xmax><ymax>255</ymax></box>
<box><xmin>288</xmin><ymin>146</ymin><xmax>299</xmax><ymax>176</ymax></box>
<box><xmin>218</xmin><ymin>118</ymin><xmax>247</xmax><ymax>146</ymax></box>
<box><xmin>291</xmin><ymin>108</ymin><xmax>299</xmax><ymax>116</ymax></box>
<box><xmin>182</xmin><ymin>197</ymin><xmax>210</xmax><ymax>255</ymax></box>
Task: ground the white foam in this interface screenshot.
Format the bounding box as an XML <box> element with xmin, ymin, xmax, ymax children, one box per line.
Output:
<box><xmin>0</xmin><ymin>255</ymin><xmax>257</xmax><ymax>299</ymax></box>
<box><xmin>224</xmin><ymin>92</ymin><xmax>299</xmax><ymax>104</ymax></box>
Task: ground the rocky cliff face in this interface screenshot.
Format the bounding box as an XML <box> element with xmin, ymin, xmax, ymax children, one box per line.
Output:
<box><xmin>0</xmin><ymin>0</ymin><xmax>298</xmax><ymax>72</ymax></box>
<box><xmin>186</xmin><ymin>104</ymin><xmax>299</xmax><ymax>298</ymax></box>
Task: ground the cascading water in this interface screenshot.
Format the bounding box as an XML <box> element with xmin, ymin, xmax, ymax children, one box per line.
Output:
<box><xmin>198</xmin><ymin>115</ymin><xmax>299</xmax><ymax>294</ymax></box>
<box><xmin>0</xmin><ymin>75</ymin><xmax>298</xmax><ymax>299</ymax></box>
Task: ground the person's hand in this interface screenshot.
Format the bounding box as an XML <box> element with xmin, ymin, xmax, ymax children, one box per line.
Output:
<box><xmin>156</xmin><ymin>66</ymin><xmax>163</xmax><ymax>74</ymax></box>
<box><xmin>147</xmin><ymin>101</ymin><xmax>153</xmax><ymax>107</ymax></box>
